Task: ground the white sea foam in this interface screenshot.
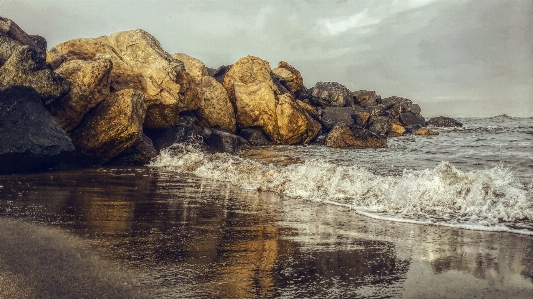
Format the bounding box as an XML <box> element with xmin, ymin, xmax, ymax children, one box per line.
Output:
<box><xmin>150</xmin><ymin>144</ymin><xmax>533</xmax><ymax>233</ymax></box>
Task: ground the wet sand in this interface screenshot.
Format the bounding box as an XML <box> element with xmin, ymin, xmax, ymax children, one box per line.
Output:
<box><xmin>0</xmin><ymin>167</ymin><xmax>532</xmax><ymax>298</ymax></box>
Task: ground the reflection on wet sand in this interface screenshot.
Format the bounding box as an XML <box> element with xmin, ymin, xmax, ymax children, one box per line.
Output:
<box><xmin>1</xmin><ymin>168</ymin><xmax>533</xmax><ymax>298</ymax></box>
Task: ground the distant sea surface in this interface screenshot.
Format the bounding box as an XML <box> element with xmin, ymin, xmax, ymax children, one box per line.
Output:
<box><xmin>0</xmin><ymin>115</ymin><xmax>532</xmax><ymax>298</ymax></box>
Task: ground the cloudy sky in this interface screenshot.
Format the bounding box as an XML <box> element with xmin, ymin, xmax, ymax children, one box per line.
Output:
<box><xmin>1</xmin><ymin>0</ymin><xmax>532</xmax><ymax>117</ymax></box>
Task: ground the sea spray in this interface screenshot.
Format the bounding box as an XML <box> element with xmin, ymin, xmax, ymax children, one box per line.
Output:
<box><xmin>150</xmin><ymin>144</ymin><xmax>533</xmax><ymax>232</ymax></box>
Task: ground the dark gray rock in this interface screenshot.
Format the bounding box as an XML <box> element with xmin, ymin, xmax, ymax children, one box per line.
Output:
<box><xmin>144</xmin><ymin>116</ymin><xmax>202</xmax><ymax>152</ymax></box>
<box><xmin>212</xmin><ymin>65</ymin><xmax>232</xmax><ymax>84</ymax></box>
<box><xmin>271</xmin><ymin>72</ymin><xmax>290</xmax><ymax>94</ymax></box>
<box><xmin>399</xmin><ymin>112</ymin><xmax>426</xmax><ymax>127</ymax></box>
<box><xmin>353</xmin><ymin>90</ymin><xmax>379</xmax><ymax>107</ymax></box>
<box><xmin>239</xmin><ymin>127</ymin><xmax>272</xmax><ymax>146</ymax></box>
<box><xmin>0</xmin><ymin>86</ymin><xmax>75</xmax><ymax>174</ymax></box>
<box><xmin>405</xmin><ymin>124</ymin><xmax>423</xmax><ymax>134</ymax></box>
<box><xmin>427</xmin><ymin>116</ymin><xmax>463</xmax><ymax>127</ymax></box>
<box><xmin>108</xmin><ymin>134</ymin><xmax>157</xmax><ymax>165</ymax></box>
<box><xmin>201</xmin><ymin>128</ymin><xmax>250</xmax><ymax>153</ymax></box>
<box><xmin>321</xmin><ymin>106</ymin><xmax>358</xmax><ymax>132</ymax></box>
<box><xmin>365</xmin><ymin>105</ymin><xmax>386</xmax><ymax>117</ymax></box>
<box><xmin>367</xmin><ymin>116</ymin><xmax>390</xmax><ymax>136</ymax></box>
<box><xmin>310</xmin><ymin>82</ymin><xmax>353</xmax><ymax>107</ymax></box>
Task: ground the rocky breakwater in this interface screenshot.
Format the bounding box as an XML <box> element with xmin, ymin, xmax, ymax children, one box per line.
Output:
<box><xmin>0</xmin><ymin>16</ymin><xmax>461</xmax><ymax>174</ymax></box>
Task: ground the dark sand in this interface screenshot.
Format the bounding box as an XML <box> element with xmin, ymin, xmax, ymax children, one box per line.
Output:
<box><xmin>0</xmin><ymin>168</ymin><xmax>532</xmax><ymax>298</ymax></box>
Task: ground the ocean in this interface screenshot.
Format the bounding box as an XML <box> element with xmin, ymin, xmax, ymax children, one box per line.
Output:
<box><xmin>0</xmin><ymin>115</ymin><xmax>532</xmax><ymax>298</ymax></box>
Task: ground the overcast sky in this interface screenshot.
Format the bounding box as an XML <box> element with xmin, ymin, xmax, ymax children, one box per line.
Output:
<box><xmin>1</xmin><ymin>0</ymin><xmax>532</xmax><ymax>117</ymax></box>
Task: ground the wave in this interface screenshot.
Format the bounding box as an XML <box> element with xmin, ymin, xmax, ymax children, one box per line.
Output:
<box><xmin>149</xmin><ymin>144</ymin><xmax>533</xmax><ymax>234</ymax></box>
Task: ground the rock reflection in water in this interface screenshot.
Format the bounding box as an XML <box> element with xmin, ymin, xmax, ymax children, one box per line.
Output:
<box><xmin>0</xmin><ymin>167</ymin><xmax>533</xmax><ymax>298</ymax></box>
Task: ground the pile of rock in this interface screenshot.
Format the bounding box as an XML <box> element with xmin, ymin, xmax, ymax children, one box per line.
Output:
<box><xmin>0</xmin><ymin>17</ymin><xmax>461</xmax><ymax>174</ymax></box>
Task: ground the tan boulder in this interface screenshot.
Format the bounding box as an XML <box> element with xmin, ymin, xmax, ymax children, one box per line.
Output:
<box><xmin>272</xmin><ymin>61</ymin><xmax>304</xmax><ymax>97</ymax></box>
<box><xmin>353</xmin><ymin>90</ymin><xmax>378</xmax><ymax>106</ymax></box>
<box><xmin>71</xmin><ymin>89</ymin><xmax>146</xmax><ymax>164</ymax></box>
<box><xmin>388</xmin><ymin>120</ymin><xmax>406</xmax><ymax>137</ymax></box>
<box><xmin>48</xmin><ymin>29</ymin><xmax>199</xmax><ymax>128</ymax></box>
<box><xmin>415</xmin><ymin>127</ymin><xmax>439</xmax><ymax>136</ymax></box>
<box><xmin>50</xmin><ymin>59</ymin><xmax>112</xmax><ymax>132</ymax></box>
<box><xmin>197</xmin><ymin>76</ymin><xmax>236</xmax><ymax>133</ymax></box>
<box><xmin>325</xmin><ymin>123</ymin><xmax>387</xmax><ymax>148</ymax></box>
<box><xmin>223</xmin><ymin>56</ymin><xmax>320</xmax><ymax>144</ymax></box>
<box><xmin>172</xmin><ymin>53</ymin><xmax>209</xmax><ymax>82</ymax></box>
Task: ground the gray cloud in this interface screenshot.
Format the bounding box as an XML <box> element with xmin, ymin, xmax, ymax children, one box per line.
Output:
<box><xmin>0</xmin><ymin>0</ymin><xmax>531</xmax><ymax>117</ymax></box>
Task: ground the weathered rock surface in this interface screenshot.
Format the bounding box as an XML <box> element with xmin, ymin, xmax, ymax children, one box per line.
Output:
<box><xmin>70</xmin><ymin>89</ymin><xmax>146</xmax><ymax>164</ymax></box>
<box><xmin>414</xmin><ymin>127</ymin><xmax>439</xmax><ymax>136</ymax></box>
<box><xmin>310</xmin><ymin>82</ymin><xmax>353</xmax><ymax>107</ymax></box>
<box><xmin>144</xmin><ymin>115</ymin><xmax>203</xmax><ymax>152</ymax></box>
<box><xmin>196</xmin><ymin>75</ymin><xmax>236</xmax><ymax>133</ymax></box>
<box><xmin>0</xmin><ymin>35</ymin><xmax>69</xmax><ymax>105</ymax></box>
<box><xmin>49</xmin><ymin>59</ymin><xmax>112</xmax><ymax>132</ymax></box>
<box><xmin>272</xmin><ymin>61</ymin><xmax>305</xmax><ymax>98</ymax></box>
<box><xmin>212</xmin><ymin>65</ymin><xmax>232</xmax><ymax>84</ymax></box>
<box><xmin>427</xmin><ymin>116</ymin><xmax>463</xmax><ymax>127</ymax></box>
<box><xmin>0</xmin><ymin>17</ymin><xmax>46</xmax><ymax>66</ymax></box>
<box><xmin>223</xmin><ymin>56</ymin><xmax>320</xmax><ymax>145</ymax></box>
<box><xmin>239</xmin><ymin>127</ymin><xmax>272</xmax><ymax>146</ymax></box>
<box><xmin>388</xmin><ymin>120</ymin><xmax>406</xmax><ymax>137</ymax></box>
<box><xmin>201</xmin><ymin>128</ymin><xmax>250</xmax><ymax>153</ymax></box>
<box><xmin>353</xmin><ymin>111</ymin><xmax>370</xmax><ymax>127</ymax></box>
<box><xmin>399</xmin><ymin>112</ymin><xmax>426</xmax><ymax>127</ymax></box>
<box><xmin>321</xmin><ymin>107</ymin><xmax>357</xmax><ymax>131</ymax></box>
<box><xmin>325</xmin><ymin>123</ymin><xmax>387</xmax><ymax>148</ymax></box>
<box><xmin>48</xmin><ymin>29</ymin><xmax>198</xmax><ymax>128</ymax></box>
<box><xmin>172</xmin><ymin>53</ymin><xmax>208</xmax><ymax>82</ymax></box>
<box><xmin>367</xmin><ymin>116</ymin><xmax>390</xmax><ymax>136</ymax></box>
<box><xmin>0</xmin><ymin>86</ymin><xmax>75</xmax><ymax>174</ymax></box>
<box><xmin>108</xmin><ymin>133</ymin><xmax>157</xmax><ymax>165</ymax></box>
<box><xmin>353</xmin><ymin>90</ymin><xmax>379</xmax><ymax>107</ymax></box>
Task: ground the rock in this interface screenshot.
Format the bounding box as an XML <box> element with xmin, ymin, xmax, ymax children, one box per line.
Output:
<box><xmin>0</xmin><ymin>35</ymin><xmax>70</xmax><ymax>105</ymax></box>
<box><xmin>172</xmin><ymin>53</ymin><xmax>209</xmax><ymax>82</ymax></box>
<box><xmin>0</xmin><ymin>86</ymin><xmax>75</xmax><ymax>174</ymax></box>
<box><xmin>108</xmin><ymin>133</ymin><xmax>157</xmax><ymax>165</ymax></box>
<box><xmin>310</xmin><ymin>82</ymin><xmax>353</xmax><ymax>107</ymax></box>
<box><xmin>415</xmin><ymin>127</ymin><xmax>439</xmax><ymax>136</ymax></box>
<box><xmin>381</xmin><ymin>96</ymin><xmax>421</xmax><ymax>119</ymax></box>
<box><xmin>143</xmin><ymin>115</ymin><xmax>203</xmax><ymax>152</ymax></box>
<box><xmin>405</xmin><ymin>124</ymin><xmax>423</xmax><ymax>134</ymax></box>
<box><xmin>201</xmin><ymin>128</ymin><xmax>250</xmax><ymax>153</ymax></box>
<box><xmin>196</xmin><ymin>76</ymin><xmax>236</xmax><ymax>133</ymax></box>
<box><xmin>325</xmin><ymin>123</ymin><xmax>387</xmax><ymax>148</ymax></box>
<box><xmin>48</xmin><ymin>29</ymin><xmax>199</xmax><ymax>128</ymax></box>
<box><xmin>427</xmin><ymin>116</ymin><xmax>463</xmax><ymax>127</ymax></box>
<box><xmin>272</xmin><ymin>61</ymin><xmax>305</xmax><ymax>98</ymax></box>
<box><xmin>0</xmin><ymin>17</ymin><xmax>46</xmax><ymax>66</ymax></box>
<box><xmin>353</xmin><ymin>90</ymin><xmax>379</xmax><ymax>107</ymax></box>
<box><xmin>367</xmin><ymin>116</ymin><xmax>390</xmax><ymax>136</ymax></box>
<box><xmin>388</xmin><ymin>120</ymin><xmax>406</xmax><ymax>137</ymax></box>
<box><xmin>365</xmin><ymin>105</ymin><xmax>386</xmax><ymax>117</ymax></box>
<box><xmin>223</xmin><ymin>56</ymin><xmax>320</xmax><ymax>145</ymax></box>
<box><xmin>353</xmin><ymin>111</ymin><xmax>370</xmax><ymax>127</ymax></box>
<box><xmin>49</xmin><ymin>59</ymin><xmax>112</xmax><ymax>132</ymax></box>
<box><xmin>270</xmin><ymin>72</ymin><xmax>291</xmax><ymax>94</ymax></box>
<box><xmin>70</xmin><ymin>89</ymin><xmax>146</xmax><ymax>164</ymax></box>
<box><xmin>239</xmin><ymin>127</ymin><xmax>272</xmax><ymax>146</ymax></box>
<box><xmin>399</xmin><ymin>112</ymin><xmax>426</xmax><ymax>127</ymax></box>
<box><xmin>321</xmin><ymin>107</ymin><xmax>357</xmax><ymax>132</ymax></box>
<box><xmin>295</xmin><ymin>100</ymin><xmax>319</xmax><ymax>117</ymax></box>
<box><xmin>212</xmin><ymin>65</ymin><xmax>232</xmax><ymax>84</ymax></box>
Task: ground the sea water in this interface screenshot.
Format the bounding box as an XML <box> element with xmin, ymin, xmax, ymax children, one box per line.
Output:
<box><xmin>151</xmin><ymin>115</ymin><xmax>533</xmax><ymax>235</ymax></box>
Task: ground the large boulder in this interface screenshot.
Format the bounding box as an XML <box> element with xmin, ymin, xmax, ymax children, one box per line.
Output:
<box><xmin>310</xmin><ymin>82</ymin><xmax>353</xmax><ymax>107</ymax></box>
<box><xmin>144</xmin><ymin>115</ymin><xmax>203</xmax><ymax>152</ymax></box>
<box><xmin>0</xmin><ymin>17</ymin><xmax>46</xmax><ymax>67</ymax></box>
<box><xmin>48</xmin><ymin>59</ymin><xmax>112</xmax><ymax>132</ymax></box>
<box><xmin>325</xmin><ymin>123</ymin><xmax>387</xmax><ymax>148</ymax></box>
<box><xmin>272</xmin><ymin>61</ymin><xmax>305</xmax><ymax>98</ymax></box>
<box><xmin>223</xmin><ymin>56</ymin><xmax>320</xmax><ymax>145</ymax></box>
<box><xmin>108</xmin><ymin>133</ymin><xmax>157</xmax><ymax>165</ymax></box>
<box><xmin>321</xmin><ymin>107</ymin><xmax>357</xmax><ymax>132</ymax></box>
<box><xmin>367</xmin><ymin>116</ymin><xmax>390</xmax><ymax>136</ymax></box>
<box><xmin>47</xmin><ymin>29</ymin><xmax>198</xmax><ymax>128</ymax></box>
<box><xmin>427</xmin><ymin>116</ymin><xmax>463</xmax><ymax>127</ymax></box>
<box><xmin>201</xmin><ymin>128</ymin><xmax>250</xmax><ymax>154</ymax></box>
<box><xmin>70</xmin><ymin>89</ymin><xmax>146</xmax><ymax>164</ymax></box>
<box><xmin>399</xmin><ymin>112</ymin><xmax>426</xmax><ymax>127</ymax></box>
<box><xmin>238</xmin><ymin>127</ymin><xmax>272</xmax><ymax>146</ymax></box>
<box><xmin>195</xmin><ymin>75</ymin><xmax>236</xmax><ymax>133</ymax></box>
<box><xmin>0</xmin><ymin>35</ymin><xmax>69</xmax><ymax>105</ymax></box>
<box><xmin>172</xmin><ymin>53</ymin><xmax>209</xmax><ymax>82</ymax></box>
<box><xmin>353</xmin><ymin>90</ymin><xmax>379</xmax><ymax>107</ymax></box>
<box><xmin>0</xmin><ymin>86</ymin><xmax>75</xmax><ymax>174</ymax></box>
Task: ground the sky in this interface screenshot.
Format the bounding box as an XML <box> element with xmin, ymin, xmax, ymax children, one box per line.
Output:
<box><xmin>1</xmin><ymin>0</ymin><xmax>532</xmax><ymax>117</ymax></box>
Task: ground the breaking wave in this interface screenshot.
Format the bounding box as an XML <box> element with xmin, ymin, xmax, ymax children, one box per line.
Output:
<box><xmin>150</xmin><ymin>144</ymin><xmax>533</xmax><ymax>235</ymax></box>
